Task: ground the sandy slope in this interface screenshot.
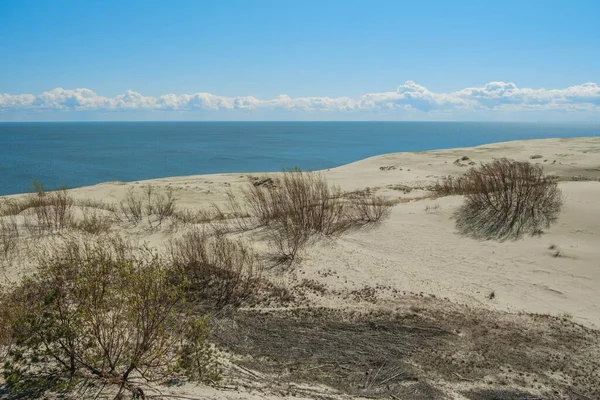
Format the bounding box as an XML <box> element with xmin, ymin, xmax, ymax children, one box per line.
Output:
<box><xmin>2</xmin><ymin>137</ymin><xmax>600</xmax><ymax>399</ymax></box>
<box><xmin>50</xmin><ymin>136</ymin><xmax>600</xmax><ymax>328</ymax></box>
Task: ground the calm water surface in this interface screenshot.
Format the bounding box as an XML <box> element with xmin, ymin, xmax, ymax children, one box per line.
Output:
<box><xmin>0</xmin><ymin>121</ymin><xmax>598</xmax><ymax>195</ymax></box>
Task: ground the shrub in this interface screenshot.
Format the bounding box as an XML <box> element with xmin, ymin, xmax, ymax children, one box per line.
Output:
<box><xmin>266</xmin><ymin>216</ymin><xmax>310</xmax><ymax>266</ymax></box>
<box><xmin>116</xmin><ymin>186</ymin><xmax>177</xmax><ymax>226</ymax></box>
<box><xmin>0</xmin><ymin>241</ymin><xmax>218</xmax><ymax>398</ymax></box>
<box><xmin>430</xmin><ymin>175</ymin><xmax>473</xmax><ymax>196</ymax></box>
<box><xmin>243</xmin><ymin>169</ymin><xmax>394</xmax><ymax>263</ymax></box>
<box><xmin>74</xmin><ymin>208</ymin><xmax>113</xmax><ymax>235</ymax></box>
<box><xmin>348</xmin><ymin>194</ymin><xmax>394</xmax><ymax>223</ymax></box>
<box><xmin>243</xmin><ymin>168</ymin><xmax>348</xmax><ymax>235</ymax></box>
<box><xmin>118</xmin><ymin>188</ymin><xmax>144</xmax><ymax>223</ymax></box>
<box><xmin>152</xmin><ymin>187</ymin><xmax>177</xmax><ymax>224</ymax></box>
<box><xmin>16</xmin><ymin>187</ymin><xmax>75</xmax><ymax>234</ymax></box>
<box><xmin>168</xmin><ymin>229</ymin><xmax>263</xmax><ymax>308</ymax></box>
<box><xmin>0</xmin><ymin>216</ymin><xmax>19</xmax><ymax>259</ymax></box>
<box><xmin>454</xmin><ymin>159</ymin><xmax>563</xmax><ymax>240</ymax></box>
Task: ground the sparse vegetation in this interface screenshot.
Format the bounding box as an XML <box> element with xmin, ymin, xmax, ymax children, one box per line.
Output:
<box><xmin>168</xmin><ymin>228</ymin><xmax>263</xmax><ymax>308</ymax></box>
<box><xmin>118</xmin><ymin>187</ymin><xmax>144</xmax><ymax>223</ymax></box>
<box><xmin>424</xmin><ymin>203</ymin><xmax>440</xmax><ymax>212</ymax></box>
<box><xmin>243</xmin><ymin>169</ymin><xmax>349</xmax><ymax>234</ymax></box>
<box><xmin>0</xmin><ymin>239</ymin><xmax>219</xmax><ymax>398</ymax></box>
<box><xmin>74</xmin><ymin>208</ymin><xmax>113</xmax><ymax>234</ymax></box>
<box><xmin>449</xmin><ymin>159</ymin><xmax>563</xmax><ymax>240</ymax></box>
<box><xmin>430</xmin><ymin>175</ymin><xmax>473</xmax><ymax>196</ymax></box>
<box><xmin>0</xmin><ymin>216</ymin><xmax>19</xmax><ymax>260</ymax></box>
<box><xmin>243</xmin><ymin>169</ymin><xmax>393</xmax><ymax>263</ymax></box>
<box><xmin>348</xmin><ymin>194</ymin><xmax>394</xmax><ymax>223</ymax></box>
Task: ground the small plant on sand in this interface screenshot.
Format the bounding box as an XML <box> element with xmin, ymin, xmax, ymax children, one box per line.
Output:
<box><xmin>425</xmin><ymin>203</ymin><xmax>440</xmax><ymax>213</ymax></box>
<box><xmin>0</xmin><ymin>239</ymin><xmax>219</xmax><ymax>398</ymax></box>
<box><xmin>18</xmin><ymin>186</ymin><xmax>75</xmax><ymax>234</ymax></box>
<box><xmin>118</xmin><ymin>188</ymin><xmax>144</xmax><ymax>223</ymax></box>
<box><xmin>430</xmin><ymin>175</ymin><xmax>473</xmax><ymax>196</ymax></box>
<box><xmin>454</xmin><ymin>159</ymin><xmax>563</xmax><ymax>240</ymax></box>
<box><xmin>0</xmin><ymin>216</ymin><xmax>19</xmax><ymax>260</ymax></box>
<box><xmin>168</xmin><ymin>228</ymin><xmax>263</xmax><ymax>308</ymax></box>
<box><xmin>243</xmin><ymin>169</ymin><xmax>393</xmax><ymax>264</ymax></box>
<box><xmin>348</xmin><ymin>194</ymin><xmax>394</xmax><ymax>223</ymax></box>
<box><xmin>74</xmin><ymin>208</ymin><xmax>113</xmax><ymax>235</ymax></box>
<box><xmin>266</xmin><ymin>216</ymin><xmax>310</xmax><ymax>266</ymax></box>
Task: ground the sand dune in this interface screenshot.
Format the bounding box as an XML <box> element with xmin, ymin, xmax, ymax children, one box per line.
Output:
<box><xmin>48</xmin><ymin>137</ymin><xmax>599</xmax><ymax>328</ymax></box>
<box><xmin>2</xmin><ymin>137</ymin><xmax>599</xmax><ymax>399</ymax></box>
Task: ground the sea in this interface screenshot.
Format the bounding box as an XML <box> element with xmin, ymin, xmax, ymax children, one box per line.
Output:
<box><xmin>0</xmin><ymin>121</ymin><xmax>598</xmax><ymax>196</ymax></box>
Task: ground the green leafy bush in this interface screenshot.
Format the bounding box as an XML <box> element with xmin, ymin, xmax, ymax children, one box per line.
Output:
<box><xmin>0</xmin><ymin>240</ymin><xmax>219</xmax><ymax>398</ymax></box>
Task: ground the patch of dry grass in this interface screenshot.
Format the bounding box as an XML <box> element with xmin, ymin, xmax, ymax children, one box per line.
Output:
<box><xmin>168</xmin><ymin>228</ymin><xmax>263</xmax><ymax>308</ymax></box>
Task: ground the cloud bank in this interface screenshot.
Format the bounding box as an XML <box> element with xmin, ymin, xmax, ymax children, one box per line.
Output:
<box><xmin>1</xmin><ymin>81</ymin><xmax>599</xmax><ymax>119</ymax></box>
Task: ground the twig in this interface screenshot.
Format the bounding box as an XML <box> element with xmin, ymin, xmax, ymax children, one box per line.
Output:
<box><xmin>568</xmin><ymin>389</ymin><xmax>595</xmax><ymax>400</ymax></box>
<box><xmin>377</xmin><ymin>372</ymin><xmax>403</xmax><ymax>387</ymax></box>
<box><xmin>452</xmin><ymin>371</ymin><xmax>475</xmax><ymax>381</ymax></box>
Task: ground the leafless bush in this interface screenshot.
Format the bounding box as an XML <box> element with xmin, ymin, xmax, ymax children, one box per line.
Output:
<box><xmin>73</xmin><ymin>198</ymin><xmax>117</xmax><ymax>212</ymax></box>
<box><xmin>147</xmin><ymin>186</ymin><xmax>177</xmax><ymax>224</ymax></box>
<box><xmin>19</xmin><ymin>188</ymin><xmax>74</xmax><ymax>234</ymax></box>
<box><xmin>118</xmin><ymin>188</ymin><xmax>144</xmax><ymax>223</ymax></box>
<box><xmin>168</xmin><ymin>228</ymin><xmax>263</xmax><ymax>308</ymax></box>
<box><xmin>0</xmin><ymin>216</ymin><xmax>19</xmax><ymax>260</ymax></box>
<box><xmin>430</xmin><ymin>175</ymin><xmax>473</xmax><ymax>196</ymax></box>
<box><xmin>454</xmin><ymin>159</ymin><xmax>563</xmax><ymax>240</ymax></box>
<box><xmin>225</xmin><ymin>191</ymin><xmax>253</xmax><ymax>231</ymax></box>
<box><xmin>0</xmin><ymin>239</ymin><xmax>219</xmax><ymax>398</ymax></box>
<box><xmin>244</xmin><ymin>169</ymin><xmax>394</xmax><ymax>263</ymax></box>
<box><xmin>348</xmin><ymin>194</ymin><xmax>394</xmax><ymax>223</ymax></box>
<box><xmin>173</xmin><ymin>202</ymin><xmax>249</xmax><ymax>236</ymax></box>
<box><xmin>153</xmin><ymin>188</ymin><xmax>175</xmax><ymax>224</ymax></box>
<box><xmin>243</xmin><ymin>169</ymin><xmax>349</xmax><ymax>235</ymax></box>
<box><xmin>266</xmin><ymin>216</ymin><xmax>310</xmax><ymax>266</ymax></box>
<box><xmin>114</xmin><ymin>185</ymin><xmax>177</xmax><ymax>226</ymax></box>
<box><xmin>74</xmin><ymin>208</ymin><xmax>113</xmax><ymax>235</ymax></box>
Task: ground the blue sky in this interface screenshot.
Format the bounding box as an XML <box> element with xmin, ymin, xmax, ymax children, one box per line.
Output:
<box><xmin>0</xmin><ymin>0</ymin><xmax>599</xmax><ymax>121</ymax></box>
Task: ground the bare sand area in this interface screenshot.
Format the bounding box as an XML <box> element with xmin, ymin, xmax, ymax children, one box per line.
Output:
<box><xmin>1</xmin><ymin>137</ymin><xmax>599</xmax><ymax>399</ymax></box>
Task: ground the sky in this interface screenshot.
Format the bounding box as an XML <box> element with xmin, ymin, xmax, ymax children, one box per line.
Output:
<box><xmin>0</xmin><ymin>0</ymin><xmax>599</xmax><ymax>121</ymax></box>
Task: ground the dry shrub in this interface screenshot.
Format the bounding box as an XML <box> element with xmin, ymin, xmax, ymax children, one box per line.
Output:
<box><xmin>168</xmin><ymin>228</ymin><xmax>262</xmax><ymax>308</ymax></box>
<box><xmin>145</xmin><ymin>186</ymin><xmax>176</xmax><ymax>223</ymax></box>
<box><xmin>266</xmin><ymin>216</ymin><xmax>311</xmax><ymax>266</ymax></box>
<box><xmin>0</xmin><ymin>216</ymin><xmax>19</xmax><ymax>260</ymax></box>
<box><xmin>454</xmin><ymin>159</ymin><xmax>563</xmax><ymax>240</ymax></box>
<box><xmin>243</xmin><ymin>169</ymin><xmax>393</xmax><ymax>263</ymax></box>
<box><xmin>225</xmin><ymin>191</ymin><xmax>253</xmax><ymax>231</ymax></box>
<box><xmin>173</xmin><ymin>202</ymin><xmax>251</xmax><ymax>236</ymax></box>
<box><xmin>116</xmin><ymin>186</ymin><xmax>176</xmax><ymax>226</ymax></box>
<box><xmin>73</xmin><ymin>198</ymin><xmax>117</xmax><ymax>212</ymax></box>
<box><xmin>243</xmin><ymin>169</ymin><xmax>349</xmax><ymax>235</ymax></box>
<box><xmin>0</xmin><ymin>239</ymin><xmax>219</xmax><ymax>398</ymax></box>
<box><xmin>348</xmin><ymin>195</ymin><xmax>395</xmax><ymax>223</ymax></box>
<box><xmin>430</xmin><ymin>175</ymin><xmax>473</xmax><ymax>196</ymax></box>
<box><xmin>118</xmin><ymin>188</ymin><xmax>144</xmax><ymax>223</ymax></box>
<box><xmin>152</xmin><ymin>187</ymin><xmax>176</xmax><ymax>224</ymax></box>
<box><xmin>18</xmin><ymin>188</ymin><xmax>74</xmax><ymax>235</ymax></box>
<box><xmin>74</xmin><ymin>208</ymin><xmax>113</xmax><ymax>235</ymax></box>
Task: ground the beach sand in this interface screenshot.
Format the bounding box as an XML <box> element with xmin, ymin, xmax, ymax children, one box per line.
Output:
<box><xmin>2</xmin><ymin>136</ymin><xmax>599</xmax><ymax>399</ymax></box>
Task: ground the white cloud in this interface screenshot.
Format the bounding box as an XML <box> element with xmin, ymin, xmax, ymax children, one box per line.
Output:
<box><xmin>1</xmin><ymin>82</ymin><xmax>599</xmax><ymax>117</ymax></box>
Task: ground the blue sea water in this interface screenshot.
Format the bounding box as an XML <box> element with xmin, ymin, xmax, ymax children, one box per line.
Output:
<box><xmin>0</xmin><ymin>121</ymin><xmax>598</xmax><ymax>196</ymax></box>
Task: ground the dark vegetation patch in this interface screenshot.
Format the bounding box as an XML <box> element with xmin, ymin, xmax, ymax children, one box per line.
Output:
<box><xmin>211</xmin><ymin>302</ymin><xmax>600</xmax><ymax>399</ymax></box>
<box><xmin>211</xmin><ymin>308</ymin><xmax>450</xmax><ymax>398</ymax></box>
<box><xmin>463</xmin><ymin>388</ymin><xmax>543</xmax><ymax>400</ymax></box>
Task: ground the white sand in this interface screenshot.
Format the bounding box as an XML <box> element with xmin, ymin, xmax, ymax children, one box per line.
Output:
<box><xmin>2</xmin><ymin>137</ymin><xmax>600</xmax><ymax>398</ymax></box>
<box><xmin>49</xmin><ymin>136</ymin><xmax>599</xmax><ymax>328</ymax></box>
